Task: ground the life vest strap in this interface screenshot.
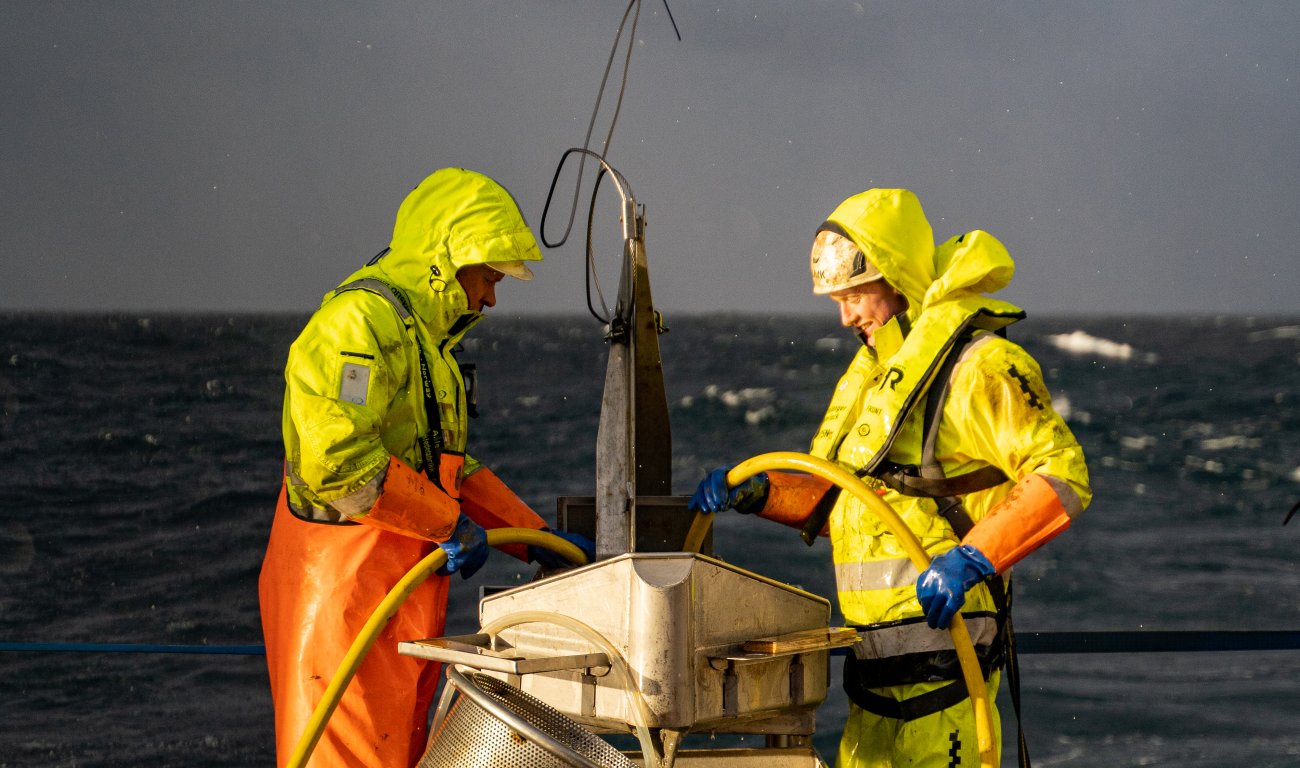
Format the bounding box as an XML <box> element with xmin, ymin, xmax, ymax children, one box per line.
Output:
<box><xmin>846</xmin><ymin>681</ymin><xmax>968</xmax><ymax>723</ymax></box>
<box><xmin>334</xmin><ymin>278</ymin><xmax>413</xmax><ymax>320</ymax></box>
<box><xmin>855</xmin><ymin>680</ymin><xmax>965</xmax><ymax>722</ymax></box>
<box><xmin>845</xmin><ymin>633</ymin><xmax>1004</xmax><ymax>688</ymax></box>
<box><xmin>333</xmin><ymin>278</ymin><xmax>450</xmax><ymax>488</ymax></box>
<box><xmin>844</xmin><ymin>667</ymin><xmax>989</xmax><ymax>723</ymax></box>
<box><xmin>874</xmin><ymin>462</ymin><xmax>1008</xmax><ymax>498</ymax></box>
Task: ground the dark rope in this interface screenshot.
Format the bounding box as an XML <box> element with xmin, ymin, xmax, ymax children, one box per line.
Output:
<box><xmin>5</xmin><ymin>631</ymin><xmax>1299</xmax><ymax>657</ymax></box>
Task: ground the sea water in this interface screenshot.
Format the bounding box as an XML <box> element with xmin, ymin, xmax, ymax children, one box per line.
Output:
<box><xmin>1</xmin><ymin>312</ymin><xmax>1297</xmax><ymax>766</ymax></box>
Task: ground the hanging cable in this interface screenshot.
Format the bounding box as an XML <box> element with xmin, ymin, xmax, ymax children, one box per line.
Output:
<box><xmin>542</xmin><ymin>151</ymin><xmax>636</xmax><ymax>325</ymax></box>
<box><xmin>538</xmin><ymin>0</ymin><xmax>680</xmax><ymax>326</ymax></box>
<box><xmin>540</xmin><ymin>0</ymin><xmax>639</xmax><ymax>251</ymax></box>
<box><xmin>584</xmin><ymin>168</ymin><xmax>613</xmax><ymax>322</ymax></box>
<box><xmin>599</xmin><ymin>0</ymin><xmax>641</xmax><ymax>160</ymax></box>
<box><xmin>660</xmin><ymin>0</ymin><xmax>681</xmax><ymax>41</ymax></box>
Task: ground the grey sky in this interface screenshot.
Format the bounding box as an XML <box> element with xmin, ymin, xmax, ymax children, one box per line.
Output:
<box><xmin>3</xmin><ymin>1</ymin><xmax>1297</xmax><ymax>316</ymax></box>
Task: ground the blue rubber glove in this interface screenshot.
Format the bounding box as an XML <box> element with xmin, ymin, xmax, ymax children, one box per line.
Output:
<box><xmin>436</xmin><ymin>514</ymin><xmax>490</xmax><ymax>580</ymax></box>
<box><xmin>688</xmin><ymin>466</ymin><xmax>770</xmax><ymax>515</ymax></box>
<box><xmin>529</xmin><ymin>529</ymin><xmax>596</xmax><ymax>569</ymax></box>
<box><xmin>916</xmin><ymin>544</ymin><xmax>996</xmax><ymax>629</ymax></box>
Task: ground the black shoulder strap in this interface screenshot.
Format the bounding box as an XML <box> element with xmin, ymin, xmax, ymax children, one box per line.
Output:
<box><xmin>872</xmin><ymin>332</ymin><xmax>1008</xmax><ymax>498</ymax></box>
<box><xmin>920</xmin><ymin>331</ymin><xmax>973</xmax><ymax>479</ymax></box>
<box><xmin>877</xmin><ymin>464</ymin><xmax>1009</xmax><ymax>497</ymax></box>
<box><xmin>334</xmin><ymin>278</ymin><xmax>413</xmax><ymax>321</ymax></box>
<box><xmin>333</xmin><ymin>279</ymin><xmax>445</xmax><ymax>485</ymax></box>
<box><xmin>923</xmin><ymin>329</ymin><xmax>1031</xmax><ymax>768</ymax></box>
<box><xmin>799</xmin><ymin>331</ymin><xmax>1002</xmax><ymax>543</ymax></box>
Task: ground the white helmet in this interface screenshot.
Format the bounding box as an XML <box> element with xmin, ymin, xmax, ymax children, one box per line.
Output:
<box><xmin>809</xmin><ymin>223</ymin><xmax>884</xmax><ymax>295</ymax></box>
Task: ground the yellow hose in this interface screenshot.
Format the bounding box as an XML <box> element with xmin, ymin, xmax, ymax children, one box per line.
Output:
<box><xmin>285</xmin><ymin>527</ymin><xmax>588</xmax><ymax>768</ymax></box>
<box><xmin>684</xmin><ymin>451</ymin><xmax>996</xmax><ymax>768</ymax></box>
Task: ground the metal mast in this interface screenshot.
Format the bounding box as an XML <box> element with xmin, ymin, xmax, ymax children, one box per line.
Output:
<box><xmin>593</xmin><ymin>170</ymin><xmax>672</xmax><ymax>558</ymax></box>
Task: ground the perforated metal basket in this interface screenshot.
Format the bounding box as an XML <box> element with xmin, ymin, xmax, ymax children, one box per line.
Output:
<box><xmin>420</xmin><ymin>667</ymin><xmax>637</xmax><ymax>768</ymax></box>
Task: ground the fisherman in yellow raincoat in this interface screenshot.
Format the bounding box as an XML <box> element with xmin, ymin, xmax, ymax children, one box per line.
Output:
<box><xmin>259</xmin><ymin>168</ymin><xmax>594</xmax><ymax>767</ymax></box>
<box><xmin>690</xmin><ymin>188</ymin><xmax>1090</xmax><ymax>767</ymax></box>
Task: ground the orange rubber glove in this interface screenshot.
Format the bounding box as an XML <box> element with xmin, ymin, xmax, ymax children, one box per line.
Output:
<box><xmin>962</xmin><ymin>472</ymin><xmax>1072</xmax><ymax>572</ymax></box>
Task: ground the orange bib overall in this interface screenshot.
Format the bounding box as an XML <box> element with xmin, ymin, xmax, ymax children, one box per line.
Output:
<box><xmin>259</xmin><ymin>486</ymin><xmax>449</xmax><ymax>767</ymax></box>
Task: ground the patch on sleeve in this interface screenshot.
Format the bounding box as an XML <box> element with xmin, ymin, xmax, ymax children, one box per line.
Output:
<box><xmin>1007</xmin><ymin>364</ymin><xmax>1045</xmax><ymax>410</ymax></box>
<box><xmin>340</xmin><ymin>362</ymin><xmax>371</xmax><ymax>406</ymax></box>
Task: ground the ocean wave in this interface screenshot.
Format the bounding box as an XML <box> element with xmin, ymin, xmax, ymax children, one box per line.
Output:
<box><xmin>677</xmin><ymin>385</ymin><xmax>781</xmax><ymax>425</ymax></box>
<box><xmin>3</xmin><ymin>312</ymin><xmax>1297</xmax><ymax>768</ymax></box>
<box><xmin>1120</xmin><ymin>435</ymin><xmax>1158</xmax><ymax>450</ymax></box>
<box><xmin>702</xmin><ymin>384</ymin><xmax>776</xmax><ymax>408</ymax></box>
<box><xmin>0</xmin><ymin>522</ymin><xmax>35</xmax><ymax>576</ymax></box>
<box><xmin>1246</xmin><ymin>325</ymin><xmax>1300</xmax><ymax>342</ymax></box>
<box><xmin>1200</xmin><ymin>435</ymin><xmax>1263</xmax><ymax>451</ymax></box>
<box><xmin>1046</xmin><ymin>330</ymin><xmax>1158</xmax><ymax>363</ymax></box>
<box><xmin>1050</xmin><ymin>393</ymin><xmax>1094</xmax><ymax>426</ymax></box>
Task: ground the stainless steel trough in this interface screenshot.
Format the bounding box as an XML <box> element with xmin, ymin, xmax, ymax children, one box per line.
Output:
<box><xmin>403</xmin><ymin>552</ymin><xmax>852</xmax><ymax>740</ymax></box>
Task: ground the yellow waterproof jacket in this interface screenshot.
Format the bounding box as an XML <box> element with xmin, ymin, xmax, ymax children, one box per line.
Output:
<box><xmin>281</xmin><ymin>168</ymin><xmax>542</xmax><ymax>517</ymax></box>
<box><xmin>809</xmin><ymin>190</ymin><xmax>1090</xmax><ymax>650</ymax></box>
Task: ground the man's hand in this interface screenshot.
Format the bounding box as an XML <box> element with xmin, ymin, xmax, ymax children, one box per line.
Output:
<box><xmin>688</xmin><ymin>466</ymin><xmax>769</xmax><ymax>515</ymax></box>
<box><xmin>437</xmin><ymin>514</ymin><xmax>490</xmax><ymax>580</ymax></box>
<box><xmin>530</xmin><ymin>529</ymin><xmax>596</xmax><ymax>569</ymax></box>
<box><xmin>916</xmin><ymin>544</ymin><xmax>996</xmax><ymax>629</ymax></box>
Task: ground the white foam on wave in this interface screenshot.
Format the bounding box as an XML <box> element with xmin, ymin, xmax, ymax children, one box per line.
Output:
<box><xmin>1200</xmin><ymin>435</ymin><xmax>1262</xmax><ymax>451</ymax></box>
<box><xmin>695</xmin><ymin>384</ymin><xmax>779</xmax><ymax>424</ymax></box>
<box><xmin>1120</xmin><ymin>435</ymin><xmax>1158</xmax><ymax>450</ymax></box>
<box><xmin>1184</xmin><ymin>455</ymin><xmax>1227</xmax><ymax>474</ymax></box>
<box><xmin>1051</xmin><ymin>392</ymin><xmax>1087</xmax><ymax>424</ymax></box>
<box><xmin>1047</xmin><ymin>330</ymin><xmax>1158</xmax><ymax>363</ymax></box>
<box><xmin>1246</xmin><ymin>325</ymin><xmax>1300</xmax><ymax>342</ymax></box>
<box><xmin>704</xmin><ymin>384</ymin><xmax>775</xmax><ymax>408</ymax></box>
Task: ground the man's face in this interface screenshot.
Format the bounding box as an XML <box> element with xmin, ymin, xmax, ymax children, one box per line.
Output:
<box><xmin>456</xmin><ymin>264</ymin><xmax>506</xmax><ymax>312</ymax></box>
<box><xmin>831</xmin><ymin>281</ymin><xmax>908</xmax><ymax>348</ymax></box>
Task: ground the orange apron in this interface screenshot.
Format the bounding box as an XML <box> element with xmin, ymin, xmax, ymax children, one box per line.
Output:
<box><xmin>259</xmin><ymin>486</ymin><xmax>449</xmax><ymax>767</ymax></box>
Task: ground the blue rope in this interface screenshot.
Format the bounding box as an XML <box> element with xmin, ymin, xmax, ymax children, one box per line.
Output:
<box><xmin>3</xmin><ymin>631</ymin><xmax>1299</xmax><ymax>656</ymax></box>
<box><xmin>0</xmin><ymin>642</ymin><xmax>265</xmax><ymax>655</ymax></box>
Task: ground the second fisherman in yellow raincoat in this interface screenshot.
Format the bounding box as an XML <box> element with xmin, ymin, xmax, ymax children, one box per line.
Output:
<box><xmin>691</xmin><ymin>188</ymin><xmax>1090</xmax><ymax>767</ymax></box>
